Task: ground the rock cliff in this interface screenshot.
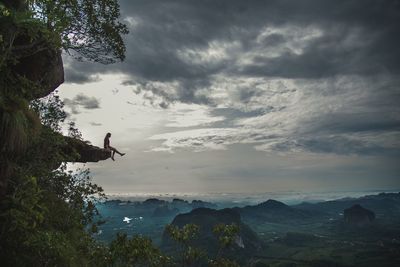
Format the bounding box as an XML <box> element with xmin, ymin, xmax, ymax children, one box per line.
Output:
<box><xmin>13</xmin><ymin>48</ymin><xmax>64</xmax><ymax>100</ymax></box>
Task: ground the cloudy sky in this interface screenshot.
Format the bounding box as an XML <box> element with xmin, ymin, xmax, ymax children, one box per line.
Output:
<box><xmin>58</xmin><ymin>0</ymin><xmax>400</xmax><ymax>194</ymax></box>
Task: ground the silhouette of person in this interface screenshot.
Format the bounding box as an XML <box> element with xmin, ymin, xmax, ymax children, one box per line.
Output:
<box><xmin>104</xmin><ymin>132</ymin><xmax>125</xmax><ymax>161</ymax></box>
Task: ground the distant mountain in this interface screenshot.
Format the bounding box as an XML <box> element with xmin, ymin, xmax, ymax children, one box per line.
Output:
<box><xmin>344</xmin><ymin>204</ymin><xmax>375</xmax><ymax>226</ymax></box>
<box><xmin>102</xmin><ymin>197</ymin><xmax>218</xmax><ymax>214</ymax></box>
<box><xmin>142</xmin><ymin>198</ymin><xmax>168</xmax><ymax>206</ymax></box>
<box><xmin>295</xmin><ymin>192</ymin><xmax>400</xmax><ymax>219</ymax></box>
<box><xmin>161</xmin><ymin>208</ymin><xmax>261</xmax><ymax>260</ymax></box>
<box><xmin>191</xmin><ymin>199</ymin><xmax>218</xmax><ymax>209</ymax></box>
<box><xmin>94</xmin><ymin>192</ymin><xmax>400</xmax><ymax>247</ymax></box>
<box><xmin>235</xmin><ymin>199</ymin><xmax>315</xmax><ymax>222</ymax></box>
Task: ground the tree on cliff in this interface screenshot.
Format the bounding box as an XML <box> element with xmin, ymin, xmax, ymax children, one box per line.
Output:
<box><xmin>0</xmin><ymin>1</ymin><xmax>129</xmax><ymax>265</ymax></box>
<box><xmin>1</xmin><ymin>0</ymin><xmax>128</xmax><ymax>65</ymax></box>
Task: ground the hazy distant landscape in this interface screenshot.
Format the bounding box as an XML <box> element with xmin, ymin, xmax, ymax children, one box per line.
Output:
<box><xmin>94</xmin><ymin>191</ymin><xmax>400</xmax><ymax>266</ymax></box>
<box><xmin>104</xmin><ymin>190</ymin><xmax>399</xmax><ymax>206</ymax></box>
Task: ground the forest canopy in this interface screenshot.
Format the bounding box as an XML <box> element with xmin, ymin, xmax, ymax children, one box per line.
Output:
<box><xmin>0</xmin><ymin>0</ymin><xmax>128</xmax><ymax>65</ymax></box>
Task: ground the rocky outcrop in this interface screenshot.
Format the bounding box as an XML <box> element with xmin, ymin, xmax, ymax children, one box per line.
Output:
<box><xmin>13</xmin><ymin>47</ymin><xmax>64</xmax><ymax>100</ymax></box>
<box><xmin>63</xmin><ymin>137</ymin><xmax>111</xmax><ymax>163</ymax></box>
<box><xmin>344</xmin><ymin>204</ymin><xmax>375</xmax><ymax>226</ymax></box>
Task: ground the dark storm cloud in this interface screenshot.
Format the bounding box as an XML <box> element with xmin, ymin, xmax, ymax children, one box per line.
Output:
<box><xmin>64</xmin><ymin>93</ymin><xmax>101</xmax><ymax>114</ymax></box>
<box><xmin>238</xmin><ymin>26</ymin><xmax>399</xmax><ymax>79</ymax></box>
<box><xmin>64</xmin><ymin>66</ymin><xmax>101</xmax><ymax>84</ymax></box>
<box><xmin>122</xmin><ymin>0</ymin><xmax>400</xmax><ymax>77</ymax></box>
<box><xmin>65</xmin><ymin>0</ymin><xmax>400</xmax><ymax>102</ymax></box>
<box><xmin>298</xmin><ymin>135</ymin><xmax>400</xmax><ymax>156</ymax></box>
<box><xmin>302</xmin><ymin>112</ymin><xmax>400</xmax><ymax>135</ymax></box>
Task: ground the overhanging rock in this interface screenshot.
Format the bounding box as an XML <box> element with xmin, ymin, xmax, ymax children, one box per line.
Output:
<box><xmin>64</xmin><ymin>137</ymin><xmax>111</xmax><ymax>163</ymax></box>
<box><xmin>13</xmin><ymin>47</ymin><xmax>64</xmax><ymax>100</ymax></box>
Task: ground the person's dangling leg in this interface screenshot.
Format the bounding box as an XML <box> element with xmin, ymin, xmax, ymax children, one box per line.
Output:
<box><xmin>112</xmin><ymin>147</ymin><xmax>125</xmax><ymax>156</ymax></box>
<box><xmin>109</xmin><ymin>146</ymin><xmax>124</xmax><ymax>160</ymax></box>
<box><xmin>110</xmin><ymin>148</ymin><xmax>116</xmax><ymax>161</ymax></box>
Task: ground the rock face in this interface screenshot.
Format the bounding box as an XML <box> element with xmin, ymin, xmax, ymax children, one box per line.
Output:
<box><xmin>344</xmin><ymin>204</ymin><xmax>375</xmax><ymax>226</ymax></box>
<box><xmin>13</xmin><ymin>48</ymin><xmax>64</xmax><ymax>100</ymax></box>
<box><xmin>161</xmin><ymin>208</ymin><xmax>261</xmax><ymax>260</ymax></box>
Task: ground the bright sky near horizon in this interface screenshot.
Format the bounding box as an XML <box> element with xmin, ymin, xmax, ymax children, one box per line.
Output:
<box><xmin>58</xmin><ymin>0</ymin><xmax>400</xmax><ymax>194</ymax></box>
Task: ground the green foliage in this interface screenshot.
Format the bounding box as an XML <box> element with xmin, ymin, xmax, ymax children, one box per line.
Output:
<box><xmin>166</xmin><ymin>223</ymin><xmax>200</xmax><ymax>245</ymax></box>
<box><xmin>0</xmin><ymin>3</ymin><xmax>57</xmax><ymax>70</ymax></box>
<box><xmin>213</xmin><ymin>223</ymin><xmax>240</xmax><ymax>250</ymax></box>
<box><xmin>68</xmin><ymin>121</ymin><xmax>83</xmax><ymax>140</ymax></box>
<box><xmin>165</xmin><ymin>223</ymin><xmax>241</xmax><ymax>267</ymax></box>
<box><xmin>0</xmin><ymin>91</ymin><xmax>41</xmax><ymax>180</ymax></box>
<box><xmin>0</xmin><ymin>0</ymin><xmax>127</xmax><ymax>68</ymax></box>
<box><xmin>0</xmin><ymin>167</ymin><xmax>106</xmax><ymax>266</ymax></box>
<box><xmin>109</xmin><ymin>233</ymin><xmax>170</xmax><ymax>267</ymax></box>
<box><xmin>208</xmin><ymin>258</ymin><xmax>241</xmax><ymax>267</ymax></box>
<box><xmin>0</xmin><ymin>95</ymin><xmax>40</xmax><ymax>154</ymax></box>
<box><xmin>27</xmin><ymin>0</ymin><xmax>129</xmax><ymax>64</ymax></box>
<box><xmin>0</xmin><ymin>63</ymin><xmax>106</xmax><ymax>266</ymax></box>
<box><xmin>30</xmin><ymin>91</ymin><xmax>66</xmax><ymax>132</ymax></box>
<box><xmin>166</xmin><ymin>223</ymin><xmax>205</xmax><ymax>266</ymax></box>
<box><xmin>0</xmin><ymin>3</ymin><xmax>10</xmax><ymax>17</ymax></box>
<box><xmin>212</xmin><ymin>223</ymin><xmax>241</xmax><ymax>266</ymax></box>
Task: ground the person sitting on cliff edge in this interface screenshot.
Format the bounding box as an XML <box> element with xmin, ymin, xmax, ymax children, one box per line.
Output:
<box><xmin>104</xmin><ymin>132</ymin><xmax>125</xmax><ymax>161</ymax></box>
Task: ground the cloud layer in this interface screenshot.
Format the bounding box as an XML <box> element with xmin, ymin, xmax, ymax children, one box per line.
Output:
<box><xmin>64</xmin><ymin>0</ymin><xmax>400</xmax><ymax>156</ymax></box>
<box><xmin>64</xmin><ymin>93</ymin><xmax>101</xmax><ymax>114</ymax></box>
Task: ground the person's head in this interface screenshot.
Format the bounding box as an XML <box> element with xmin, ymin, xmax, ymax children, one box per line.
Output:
<box><xmin>106</xmin><ymin>132</ymin><xmax>111</xmax><ymax>138</ymax></box>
